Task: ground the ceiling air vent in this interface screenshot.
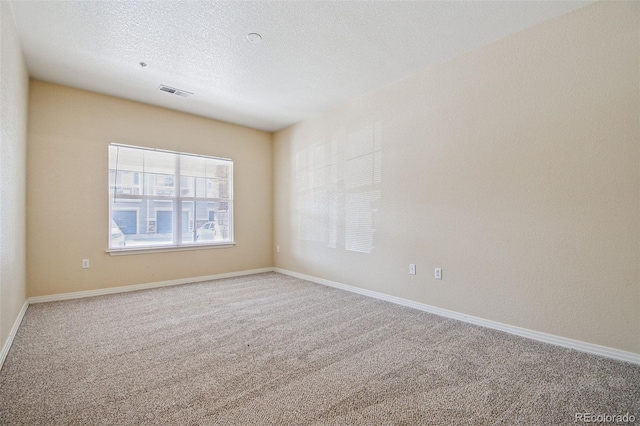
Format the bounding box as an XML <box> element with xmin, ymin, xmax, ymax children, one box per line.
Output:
<box><xmin>159</xmin><ymin>85</ymin><xmax>193</xmax><ymax>98</ymax></box>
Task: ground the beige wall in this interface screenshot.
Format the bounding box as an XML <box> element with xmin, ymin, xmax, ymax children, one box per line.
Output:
<box><xmin>0</xmin><ymin>2</ymin><xmax>29</xmax><ymax>350</ymax></box>
<box><xmin>27</xmin><ymin>81</ymin><xmax>273</xmax><ymax>297</ymax></box>
<box><xmin>274</xmin><ymin>2</ymin><xmax>640</xmax><ymax>354</ymax></box>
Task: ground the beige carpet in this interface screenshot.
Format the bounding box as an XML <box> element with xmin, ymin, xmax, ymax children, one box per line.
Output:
<box><xmin>0</xmin><ymin>272</ymin><xmax>638</xmax><ymax>425</ymax></box>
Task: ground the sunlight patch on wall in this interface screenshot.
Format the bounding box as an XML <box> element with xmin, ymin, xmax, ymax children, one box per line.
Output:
<box><xmin>296</xmin><ymin>122</ymin><xmax>382</xmax><ymax>253</ymax></box>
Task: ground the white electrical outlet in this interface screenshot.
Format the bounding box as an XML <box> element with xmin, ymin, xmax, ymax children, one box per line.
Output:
<box><xmin>276</xmin><ymin>245</ymin><xmax>280</xmax><ymax>253</ymax></box>
<box><xmin>82</xmin><ymin>259</ymin><xmax>90</xmax><ymax>269</ymax></box>
<box><xmin>409</xmin><ymin>264</ymin><xmax>416</xmax><ymax>275</ymax></box>
<box><xmin>435</xmin><ymin>267</ymin><xmax>442</xmax><ymax>280</ymax></box>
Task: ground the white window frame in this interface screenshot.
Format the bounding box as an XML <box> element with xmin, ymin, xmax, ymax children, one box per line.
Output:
<box><xmin>108</xmin><ymin>143</ymin><xmax>235</xmax><ymax>254</ymax></box>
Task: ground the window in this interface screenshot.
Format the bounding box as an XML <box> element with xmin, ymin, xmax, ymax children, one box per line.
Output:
<box><xmin>108</xmin><ymin>143</ymin><xmax>233</xmax><ymax>251</ymax></box>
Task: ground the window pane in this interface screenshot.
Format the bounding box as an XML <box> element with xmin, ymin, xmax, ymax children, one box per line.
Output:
<box><xmin>110</xmin><ymin>219</ymin><xmax>126</xmax><ymax>248</ymax></box>
<box><xmin>149</xmin><ymin>173</ymin><xmax>175</xmax><ymax>197</ymax></box>
<box><xmin>110</xmin><ymin>200</ymin><xmax>175</xmax><ymax>248</ymax></box>
<box><xmin>182</xmin><ymin>200</ymin><xmax>232</xmax><ymax>244</ymax></box>
<box><xmin>180</xmin><ymin>176</ymin><xmax>195</xmax><ymax>197</ymax></box>
<box><xmin>195</xmin><ymin>177</ymin><xmax>207</xmax><ymax>197</ymax></box>
<box><xmin>110</xmin><ymin>170</ymin><xmax>142</xmax><ymax>196</ymax></box>
<box><xmin>214</xmin><ymin>203</ymin><xmax>232</xmax><ymax>241</ymax></box>
<box><xmin>109</xmin><ymin>146</ymin><xmax>175</xmax><ymax>174</ymax></box>
<box><xmin>109</xmin><ymin>145</ymin><xmax>143</xmax><ymax>172</ymax></box>
<box><xmin>180</xmin><ymin>155</ymin><xmax>206</xmax><ymax>178</ymax></box>
<box><xmin>214</xmin><ymin>164</ymin><xmax>231</xmax><ymax>198</ymax></box>
<box><xmin>141</xmin><ymin>149</ymin><xmax>175</xmax><ymax>175</ymax></box>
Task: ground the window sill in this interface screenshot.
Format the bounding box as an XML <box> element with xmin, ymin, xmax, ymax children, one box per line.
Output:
<box><xmin>107</xmin><ymin>242</ymin><xmax>236</xmax><ymax>256</ymax></box>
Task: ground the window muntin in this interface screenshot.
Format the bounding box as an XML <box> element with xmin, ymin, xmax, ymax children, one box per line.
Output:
<box><xmin>108</xmin><ymin>144</ymin><xmax>233</xmax><ymax>251</ymax></box>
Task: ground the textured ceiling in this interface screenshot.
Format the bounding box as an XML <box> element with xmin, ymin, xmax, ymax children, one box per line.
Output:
<box><xmin>10</xmin><ymin>1</ymin><xmax>593</xmax><ymax>132</ymax></box>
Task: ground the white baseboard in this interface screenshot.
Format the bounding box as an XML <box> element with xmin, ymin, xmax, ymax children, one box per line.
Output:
<box><xmin>274</xmin><ymin>268</ymin><xmax>640</xmax><ymax>365</ymax></box>
<box><xmin>28</xmin><ymin>267</ymin><xmax>274</xmax><ymax>304</ymax></box>
<box><xmin>0</xmin><ymin>300</ymin><xmax>29</xmax><ymax>371</ymax></box>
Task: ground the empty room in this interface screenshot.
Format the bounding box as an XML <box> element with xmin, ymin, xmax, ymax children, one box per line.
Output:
<box><xmin>1</xmin><ymin>0</ymin><xmax>638</xmax><ymax>424</ymax></box>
